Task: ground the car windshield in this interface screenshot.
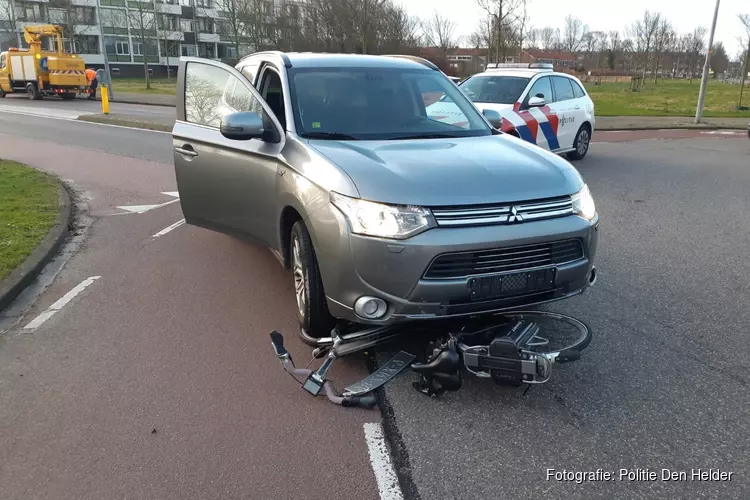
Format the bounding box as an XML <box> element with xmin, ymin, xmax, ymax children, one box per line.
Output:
<box><xmin>287</xmin><ymin>67</ymin><xmax>492</xmax><ymax>140</ymax></box>
<box><xmin>456</xmin><ymin>75</ymin><xmax>530</xmax><ymax>104</ymax></box>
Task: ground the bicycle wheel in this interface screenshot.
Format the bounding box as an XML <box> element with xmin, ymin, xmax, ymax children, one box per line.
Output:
<box><xmin>499</xmin><ymin>310</ymin><xmax>592</xmax><ymax>361</ymax></box>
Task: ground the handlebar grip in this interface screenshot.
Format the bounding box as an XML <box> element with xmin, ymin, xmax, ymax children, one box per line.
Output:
<box><xmin>270</xmin><ymin>331</ymin><xmax>288</xmax><ymax>356</ymax></box>
<box><xmin>342</xmin><ymin>394</ymin><xmax>378</xmax><ymax>409</ymax></box>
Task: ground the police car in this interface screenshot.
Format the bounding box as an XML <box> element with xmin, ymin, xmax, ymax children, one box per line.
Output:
<box><xmin>426</xmin><ymin>63</ymin><xmax>595</xmax><ymax>160</ymax></box>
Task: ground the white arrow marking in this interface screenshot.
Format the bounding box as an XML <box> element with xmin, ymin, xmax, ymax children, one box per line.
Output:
<box><xmin>115</xmin><ymin>204</ymin><xmax>162</xmax><ymax>214</ymax></box>
<box><xmin>161</xmin><ymin>191</ymin><xmax>180</xmax><ymax>198</ymax></box>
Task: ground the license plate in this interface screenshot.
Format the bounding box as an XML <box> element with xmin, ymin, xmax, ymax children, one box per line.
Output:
<box><xmin>343</xmin><ymin>351</ymin><xmax>416</xmax><ymax>396</ymax></box>
<box><xmin>468</xmin><ymin>268</ymin><xmax>556</xmax><ymax>302</ymax></box>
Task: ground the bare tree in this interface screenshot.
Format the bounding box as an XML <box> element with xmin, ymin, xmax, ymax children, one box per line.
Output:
<box><xmin>0</xmin><ymin>0</ymin><xmax>22</xmax><ymax>48</ymax></box>
<box><xmin>651</xmin><ymin>19</ymin><xmax>674</xmax><ymax>82</ymax></box>
<box><xmin>476</xmin><ymin>0</ymin><xmax>527</xmax><ymax>63</ymax></box>
<box><xmin>422</xmin><ymin>10</ymin><xmax>460</xmax><ymax>56</ymax></box>
<box><xmin>213</xmin><ymin>0</ymin><xmax>246</xmax><ymax>59</ymax></box>
<box><xmin>563</xmin><ymin>15</ymin><xmax>587</xmax><ymax>54</ymax></box>
<box><xmin>710</xmin><ymin>41</ymin><xmax>729</xmax><ymax>78</ymax></box>
<box><xmin>739</xmin><ymin>14</ymin><xmax>750</xmax><ymax>106</ymax></box>
<box><xmin>607</xmin><ymin>30</ymin><xmax>621</xmax><ymax>69</ymax></box>
<box><xmin>126</xmin><ymin>0</ymin><xmax>157</xmax><ymax>89</ymax></box>
<box><xmin>685</xmin><ymin>26</ymin><xmax>707</xmax><ymax>83</ymax></box>
<box><xmin>629</xmin><ymin>10</ymin><xmax>662</xmax><ymax>82</ymax></box>
<box><xmin>538</xmin><ymin>26</ymin><xmax>557</xmax><ymax>50</ymax></box>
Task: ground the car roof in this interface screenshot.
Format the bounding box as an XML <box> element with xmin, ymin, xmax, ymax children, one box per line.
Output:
<box><xmin>473</xmin><ymin>68</ymin><xmax>564</xmax><ymax>78</ymax></box>
<box><xmin>282</xmin><ymin>52</ymin><xmax>436</xmax><ymax>70</ymax></box>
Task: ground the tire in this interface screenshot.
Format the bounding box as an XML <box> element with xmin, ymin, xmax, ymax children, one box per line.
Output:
<box><xmin>60</xmin><ymin>92</ymin><xmax>76</xmax><ymax>100</ymax></box>
<box><xmin>0</xmin><ymin>87</ymin><xmax>5</xmax><ymax>98</ymax></box>
<box><xmin>290</xmin><ymin>220</ymin><xmax>334</xmax><ymax>338</ymax></box>
<box><xmin>566</xmin><ymin>125</ymin><xmax>591</xmax><ymax>161</ymax></box>
<box><xmin>26</xmin><ymin>83</ymin><xmax>41</xmax><ymax>100</ymax></box>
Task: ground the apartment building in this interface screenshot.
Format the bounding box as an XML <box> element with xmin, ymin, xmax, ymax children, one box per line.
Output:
<box><xmin>0</xmin><ymin>0</ymin><xmax>302</xmax><ymax>76</ymax></box>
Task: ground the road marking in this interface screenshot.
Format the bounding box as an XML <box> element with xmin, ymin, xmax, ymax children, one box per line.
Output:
<box><xmin>0</xmin><ymin>103</ymin><xmax>92</xmax><ymax>120</ymax></box>
<box><xmin>23</xmin><ymin>276</ymin><xmax>101</xmax><ymax>331</ymax></box>
<box><xmin>363</xmin><ymin>422</ymin><xmax>404</xmax><ymax>500</ymax></box>
<box><xmin>116</xmin><ymin>197</ymin><xmax>180</xmax><ymax>214</ymax></box>
<box><xmin>701</xmin><ymin>130</ymin><xmax>745</xmax><ymax>135</ymax></box>
<box><xmin>162</xmin><ymin>191</ymin><xmax>180</xmax><ymax>198</ymax></box>
<box><xmin>153</xmin><ymin>219</ymin><xmax>185</xmax><ymax>238</ymax></box>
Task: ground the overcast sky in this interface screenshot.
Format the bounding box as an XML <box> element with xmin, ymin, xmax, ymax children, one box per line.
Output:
<box><xmin>396</xmin><ymin>0</ymin><xmax>749</xmax><ymax>57</ymax></box>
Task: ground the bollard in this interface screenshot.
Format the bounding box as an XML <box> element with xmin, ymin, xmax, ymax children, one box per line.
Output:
<box><xmin>101</xmin><ymin>84</ymin><xmax>110</xmax><ymax>115</ymax></box>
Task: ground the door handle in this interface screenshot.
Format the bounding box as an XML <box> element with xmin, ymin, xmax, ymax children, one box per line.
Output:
<box><xmin>574</xmin><ymin>106</ymin><xmax>581</xmax><ymax>110</ymax></box>
<box><xmin>175</xmin><ymin>145</ymin><xmax>198</xmax><ymax>157</ymax></box>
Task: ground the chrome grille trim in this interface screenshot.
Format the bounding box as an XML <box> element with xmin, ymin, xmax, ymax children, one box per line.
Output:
<box><xmin>431</xmin><ymin>196</ymin><xmax>574</xmax><ymax>227</ymax></box>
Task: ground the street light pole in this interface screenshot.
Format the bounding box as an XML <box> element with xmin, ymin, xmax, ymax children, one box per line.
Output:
<box><xmin>94</xmin><ymin>0</ymin><xmax>114</xmax><ymax>100</ymax></box>
<box><xmin>695</xmin><ymin>0</ymin><xmax>721</xmax><ymax>123</ymax></box>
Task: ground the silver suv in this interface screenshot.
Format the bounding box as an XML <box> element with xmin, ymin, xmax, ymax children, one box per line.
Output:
<box><xmin>172</xmin><ymin>52</ymin><xmax>600</xmax><ymax>338</ymax></box>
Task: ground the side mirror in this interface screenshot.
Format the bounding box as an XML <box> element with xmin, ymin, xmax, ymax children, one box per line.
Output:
<box><xmin>482</xmin><ymin>109</ymin><xmax>503</xmax><ymax>129</ymax></box>
<box><xmin>528</xmin><ymin>96</ymin><xmax>546</xmax><ymax>108</ymax></box>
<box><xmin>220</xmin><ymin>111</ymin><xmax>265</xmax><ymax>141</ymax></box>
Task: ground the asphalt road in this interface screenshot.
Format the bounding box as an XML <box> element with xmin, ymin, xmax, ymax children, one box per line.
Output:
<box><xmin>0</xmin><ymin>108</ymin><xmax>748</xmax><ymax>500</ymax></box>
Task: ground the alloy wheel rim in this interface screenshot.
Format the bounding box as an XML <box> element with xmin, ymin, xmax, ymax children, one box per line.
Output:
<box><xmin>577</xmin><ymin>130</ymin><xmax>590</xmax><ymax>156</ymax></box>
<box><xmin>291</xmin><ymin>235</ymin><xmax>306</xmax><ymax>316</ymax></box>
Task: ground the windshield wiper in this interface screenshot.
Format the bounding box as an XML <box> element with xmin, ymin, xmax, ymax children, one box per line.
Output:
<box><xmin>301</xmin><ymin>132</ymin><xmax>359</xmax><ymax>140</ymax></box>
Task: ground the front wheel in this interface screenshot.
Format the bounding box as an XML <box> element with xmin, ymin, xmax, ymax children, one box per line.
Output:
<box><xmin>566</xmin><ymin>125</ymin><xmax>591</xmax><ymax>161</ymax></box>
<box><xmin>290</xmin><ymin>221</ymin><xmax>334</xmax><ymax>339</ymax></box>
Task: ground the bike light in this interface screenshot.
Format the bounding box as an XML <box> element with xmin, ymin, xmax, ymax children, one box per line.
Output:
<box><xmin>571</xmin><ymin>184</ymin><xmax>596</xmax><ymax>221</ymax></box>
<box><xmin>330</xmin><ymin>192</ymin><xmax>434</xmax><ymax>239</ymax></box>
<box><xmin>354</xmin><ymin>296</ymin><xmax>388</xmax><ymax>320</ymax></box>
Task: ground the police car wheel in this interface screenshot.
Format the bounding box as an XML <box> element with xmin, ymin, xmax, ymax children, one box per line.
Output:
<box><xmin>567</xmin><ymin>125</ymin><xmax>591</xmax><ymax>161</ymax></box>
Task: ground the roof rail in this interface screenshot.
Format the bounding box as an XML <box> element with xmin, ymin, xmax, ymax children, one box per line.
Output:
<box><xmin>381</xmin><ymin>54</ymin><xmax>439</xmax><ymax>71</ymax></box>
<box><xmin>239</xmin><ymin>50</ymin><xmax>292</xmax><ymax>68</ymax></box>
<box><xmin>486</xmin><ymin>62</ymin><xmax>554</xmax><ymax>71</ymax></box>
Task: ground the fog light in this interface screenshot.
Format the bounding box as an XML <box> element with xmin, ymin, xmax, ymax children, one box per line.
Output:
<box><xmin>354</xmin><ymin>296</ymin><xmax>388</xmax><ymax>319</ymax></box>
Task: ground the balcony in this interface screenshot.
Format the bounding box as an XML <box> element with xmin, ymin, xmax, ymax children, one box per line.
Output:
<box><xmin>161</xmin><ymin>4</ymin><xmax>182</xmax><ymax>15</ymax></box>
<box><xmin>198</xmin><ymin>32</ymin><xmax>220</xmax><ymax>43</ymax></box>
<box><xmin>158</xmin><ymin>30</ymin><xmax>185</xmax><ymax>41</ymax></box>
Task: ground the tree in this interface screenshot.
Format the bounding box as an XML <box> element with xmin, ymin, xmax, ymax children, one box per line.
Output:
<box><xmin>212</xmin><ymin>0</ymin><xmax>246</xmax><ymax>60</ymax></box>
<box><xmin>651</xmin><ymin>19</ymin><xmax>675</xmax><ymax>83</ymax></box>
<box><xmin>739</xmin><ymin>13</ymin><xmax>750</xmax><ymax>106</ymax></box>
<box><xmin>126</xmin><ymin>0</ymin><xmax>157</xmax><ymax>89</ymax></box>
<box><xmin>685</xmin><ymin>26</ymin><xmax>707</xmax><ymax>83</ymax></box>
<box><xmin>629</xmin><ymin>10</ymin><xmax>662</xmax><ymax>82</ymax></box>
<box><xmin>563</xmin><ymin>15</ymin><xmax>587</xmax><ymax>54</ymax></box>
<box><xmin>710</xmin><ymin>41</ymin><xmax>729</xmax><ymax>78</ymax></box>
<box><xmin>476</xmin><ymin>0</ymin><xmax>527</xmax><ymax>63</ymax></box>
<box><xmin>0</xmin><ymin>0</ymin><xmax>22</xmax><ymax>49</ymax></box>
<box><xmin>538</xmin><ymin>26</ymin><xmax>557</xmax><ymax>50</ymax></box>
<box><xmin>421</xmin><ymin>10</ymin><xmax>460</xmax><ymax>57</ymax></box>
<box><xmin>607</xmin><ymin>30</ymin><xmax>621</xmax><ymax>70</ymax></box>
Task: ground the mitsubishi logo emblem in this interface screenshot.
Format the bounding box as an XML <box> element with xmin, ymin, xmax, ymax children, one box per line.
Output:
<box><xmin>508</xmin><ymin>206</ymin><xmax>523</xmax><ymax>223</ymax></box>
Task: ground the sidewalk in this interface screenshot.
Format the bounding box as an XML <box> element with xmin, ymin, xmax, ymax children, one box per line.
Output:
<box><xmin>597</xmin><ymin>116</ymin><xmax>748</xmax><ymax>130</ymax></box>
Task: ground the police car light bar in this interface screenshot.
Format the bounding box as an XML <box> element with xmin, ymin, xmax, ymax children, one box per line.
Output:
<box><xmin>486</xmin><ymin>63</ymin><xmax>554</xmax><ymax>70</ymax></box>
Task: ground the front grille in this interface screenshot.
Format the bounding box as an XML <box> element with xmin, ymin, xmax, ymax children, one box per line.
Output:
<box><xmin>424</xmin><ymin>239</ymin><xmax>584</xmax><ymax>279</ymax></box>
<box><xmin>431</xmin><ymin>196</ymin><xmax>573</xmax><ymax>227</ymax></box>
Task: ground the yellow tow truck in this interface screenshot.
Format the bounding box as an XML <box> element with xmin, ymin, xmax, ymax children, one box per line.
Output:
<box><xmin>0</xmin><ymin>24</ymin><xmax>89</xmax><ymax>100</ymax></box>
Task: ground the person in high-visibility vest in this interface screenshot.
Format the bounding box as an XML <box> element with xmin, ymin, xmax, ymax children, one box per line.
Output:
<box><xmin>85</xmin><ymin>68</ymin><xmax>98</xmax><ymax>100</ymax></box>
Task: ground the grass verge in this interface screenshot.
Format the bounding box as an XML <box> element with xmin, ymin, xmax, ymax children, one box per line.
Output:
<box><xmin>111</xmin><ymin>77</ymin><xmax>177</xmax><ymax>95</ymax></box>
<box><xmin>585</xmin><ymin>79</ymin><xmax>750</xmax><ymax>118</ymax></box>
<box><xmin>0</xmin><ymin>160</ymin><xmax>60</xmax><ymax>281</ymax></box>
<box><xmin>77</xmin><ymin>114</ymin><xmax>173</xmax><ymax>132</ymax></box>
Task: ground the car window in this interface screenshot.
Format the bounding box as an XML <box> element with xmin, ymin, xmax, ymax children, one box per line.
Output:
<box><xmin>240</xmin><ymin>62</ymin><xmax>260</xmax><ymax>86</ymax></box>
<box><xmin>570</xmin><ymin>79</ymin><xmax>586</xmax><ymax>99</ymax></box>
<box><xmin>458</xmin><ymin>75</ymin><xmax>530</xmax><ymax>104</ymax></box>
<box><xmin>0</xmin><ymin>54</ymin><xmax>5</xmax><ymax>69</ymax></box>
<box><xmin>185</xmin><ymin>62</ymin><xmax>269</xmax><ymax>129</ymax></box>
<box><xmin>287</xmin><ymin>67</ymin><xmax>491</xmax><ymax>140</ymax></box>
<box><xmin>551</xmin><ymin>76</ymin><xmax>575</xmax><ymax>102</ymax></box>
<box><xmin>525</xmin><ymin>76</ymin><xmax>552</xmax><ymax>104</ymax></box>
<box><xmin>258</xmin><ymin>67</ymin><xmax>286</xmax><ymax>129</ymax></box>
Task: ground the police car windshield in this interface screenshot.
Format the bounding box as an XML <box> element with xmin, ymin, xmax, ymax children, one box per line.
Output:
<box><xmin>288</xmin><ymin>67</ymin><xmax>492</xmax><ymax>140</ymax></box>
<box><xmin>458</xmin><ymin>75</ymin><xmax>530</xmax><ymax>104</ymax></box>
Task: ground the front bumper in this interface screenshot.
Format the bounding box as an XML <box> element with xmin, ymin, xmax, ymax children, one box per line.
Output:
<box><xmin>308</xmin><ymin>205</ymin><xmax>599</xmax><ymax>325</ymax></box>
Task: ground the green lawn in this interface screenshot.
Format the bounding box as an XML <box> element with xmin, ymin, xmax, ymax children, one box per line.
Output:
<box><xmin>0</xmin><ymin>161</ymin><xmax>60</xmax><ymax>281</ymax></box>
<box><xmin>585</xmin><ymin>79</ymin><xmax>750</xmax><ymax>118</ymax></box>
<box><xmin>111</xmin><ymin>77</ymin><xmax>177</xmax><ymax>95</ymax></box>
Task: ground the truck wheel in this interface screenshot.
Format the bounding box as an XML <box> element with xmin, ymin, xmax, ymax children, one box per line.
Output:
<box><xmin>60</xmin><ymin>92</ymin><xmax>76</xmax><ymax>100</ymax></box>
<box><xmin>0</xmin><ymin>87</ymin><xmax>5</xmax><ymax>98</ymax></box>
<box><xmin>26</xmin><ymin>83</ymin><xmax>41</xmax><ymax>100</ymax></box>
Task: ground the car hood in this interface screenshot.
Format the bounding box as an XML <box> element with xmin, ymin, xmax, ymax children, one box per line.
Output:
<box><xmin>307</xmin><ymin>135</ymin><xmax>584</xmax><ymax>206</ymax></box>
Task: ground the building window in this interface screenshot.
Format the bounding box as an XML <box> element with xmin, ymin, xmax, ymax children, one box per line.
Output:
<box><xmin>180</xmin><ymin>19</ymin><xmax>193</xmax><ymax>32</ymax></box>
<box><xmin>196</xmin><ymin>17</ymin><xmax>213</xmax><ymax>33</ymax></box>
<box><xmin>116</xmin><ymin>41</ymin><xmax>130</xmax><ymax>55</ymax></box>
<box><xmin>198</xmin><ymin>42</ymin><xmax>214</xmax><ymax>58</ymax></box>
<box><xmin>101</xmin><ymin>7</ymin><xmax>127</xmax><ymax>28</ymax></box>
<box><xmin>178</xmin><ymin>0</ymin><xmax>191</xmax><ymax>6</ymax></box>
<box><xmin>181</xmin><ymin>44</ymin><xmax>196</xmax><ymax>56</ymax></box>
<box><xmin>132</xmin><ymin>42</ymin><xmax>143</xmax><ymax>56</ymax></box>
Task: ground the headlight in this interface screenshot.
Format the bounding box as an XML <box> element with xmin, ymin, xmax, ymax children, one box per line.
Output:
<box><xmin>571</xmin><ymin>184</ymin><xmax>596</xmax><ymax>220</ymax></box>
<box><xmin>330</xmin><ymin>192</ymin><xmax>434</xmax><ymax>239</ymax></box>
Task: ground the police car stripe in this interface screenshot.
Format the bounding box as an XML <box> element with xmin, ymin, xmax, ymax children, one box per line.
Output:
<box><xmin>538</xmin><ymin>122</ymin><xmax>560</xmax><ymax>150</ymax></box>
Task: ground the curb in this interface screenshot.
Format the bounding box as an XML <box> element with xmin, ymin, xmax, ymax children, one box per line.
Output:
<box><xmin>110</xmin><ymin>99</ymin><xmax>175</xmax><ymax>108</ymax></box>
<box><xmin>77</xmin><ymin>114</ymin><xmax>172</xmax><ymax>132</ymax></box>
<box><xmin>597</xmin><ymin>124</ymin><xmax>747</xmax><ymax>131</ymax></box>
<box><xmin>0</xmin><ymin>179</ymin><xmax>73</xmax><ymax>312</ymax></box>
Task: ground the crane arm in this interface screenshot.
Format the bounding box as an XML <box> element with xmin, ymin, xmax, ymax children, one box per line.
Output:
<box><xmin>23</xmin><ymin>25</ymin><xmax>65</xmax><ymax>53</ymax></box>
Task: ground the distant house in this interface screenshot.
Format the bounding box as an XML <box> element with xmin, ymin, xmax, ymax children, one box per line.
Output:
<box><xmin>418</xmin><ymin>47</ymin><xmax>487</xmax><ymax>77</ymax></box>
<box><xmin>520</xmin><ymin>50</ymin><xmax>579</xmax><ymax>70</ymax></box>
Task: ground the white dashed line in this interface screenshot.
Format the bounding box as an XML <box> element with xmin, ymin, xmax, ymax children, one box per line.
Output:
<box><xmin>363</xmin><ymin>422</ymin><xmax>404</xmax><ymax>500</ymax></box>
<box><xmin>153</xmin><ymin>219</ymin><xmax>185</xmax><ymax>238</ymax></box>
<box><xmin>23</xmin><ymin>276</ymin><xmax>101</xmax><ymax>331</ymax></box>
